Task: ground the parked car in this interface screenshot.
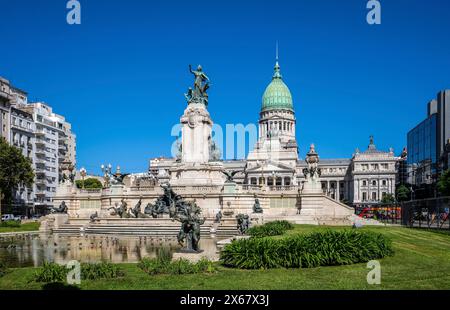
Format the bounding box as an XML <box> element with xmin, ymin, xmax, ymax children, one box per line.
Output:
<box><xmin>1</xmin><ymin>214</ymin><xmax>21</xmax><ymax>221</ymax></box>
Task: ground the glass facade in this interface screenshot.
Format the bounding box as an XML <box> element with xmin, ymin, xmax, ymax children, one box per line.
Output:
<box><xmin>407</xmin><ymin>114</ymin><xmax>438</xmax><ymax>168</ymax></box>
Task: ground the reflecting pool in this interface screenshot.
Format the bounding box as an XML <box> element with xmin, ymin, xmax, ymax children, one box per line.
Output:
<box><xmin>0</xmin><ymin>234</ymin><xmax>222</xmax><ymax>267</ymax></box>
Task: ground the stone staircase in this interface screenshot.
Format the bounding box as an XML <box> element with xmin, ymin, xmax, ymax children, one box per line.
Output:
<box><xmin>52</xmin><ymin>224</ymin><xmax>86</xmax><ymax>234</ymax></box>
<box><xmin>84</xmin><ymin>222</ymin><xmax>214</xmax><ymax>236</ymax></box>
<box><xmin>50</xmin><ymin>218</ymin><xmax>216</xmax><ymax>236</ymax></box>
<box><xmin>214</xmin><ymin>218</ymin><xmax>239</xmax><ymax>237</ymax></box>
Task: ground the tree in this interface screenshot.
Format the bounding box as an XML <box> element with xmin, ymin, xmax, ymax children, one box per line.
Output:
<box><xmin>75</xmin><ymin>178</ymin><xmax>102</xmax><ymax>189</ymax></box>
<box><xmin>437</xmin><ymin>170</ymin><xmax>450</xmax><ymax>196</ymax></box>
<box><xmin>396</xmin><ymin>184</ymin><xmax>411</xmax><ymax>202</ymax></box>
<box><xmin>0</xmin><ymin>138</ymin><xmax>34</xmax><ymax>216</ymax></box>
<box><xmin>381</xmin><ymin>193</ymin><xmax>396</xmax><ymax>204</ymax></box>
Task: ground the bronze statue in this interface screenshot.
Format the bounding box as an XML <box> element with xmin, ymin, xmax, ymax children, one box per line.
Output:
<box><xmin>215</xmin><ymin>210</ymin><xmax>222</xmax><ymax>223</ymax></box>
<box><xmin>187</xmin><ymin>64</ymin><xmax>210</xmax><ymax>106</ymax></box>
<box><xmin>130</xmin><ymin>198</ymin><xmax>147</xmax><ymax>218</ymax></box>
<box><xmin>90</xmin><ymin>212</ymin><xmax>99</xmax><ymax>223</ymax></box>
<box><xmin>221</xmin><ymin>170</ymin><xmax>240</xmax><ymax>183</ymax></box>
<box><xmin>108</xmin><ymin>199</ymin><xmax>128</xmax><ymax>218</ymax></box>
<box><xmin>49</xmin><ymin>201</ymin><xmax>68</xmax><ymax>214</ymax></box>
<box><xmin>253</xmin><ymin>198</ymin><xmax>263</xmax><ymax>214</ymax></box>
<box><xmin>172</xmin><ymin>201</ymin><xmax>206</xmax><ymax>252</ymax></box>
<box><xmin>236</xmin><ymin>214</ymin><xmax>250</xmax><ymax>235</ymax></box>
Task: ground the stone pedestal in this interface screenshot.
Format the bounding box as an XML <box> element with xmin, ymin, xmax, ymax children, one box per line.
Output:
<box><xmin>223</xmin><ymin>182</ymin><xmax>237</xmax><ymax>194</ymax></box>
<box><xmin>39</xmin><ymin>213</ymin><xmax>69</xmax><ymax>233</ymax></box>
<box><xmin>170</xmin><ymin>162</ymin><xmax>224</xmax><ymax>186</ymax></box>
<box><xmin>180</xmin><ymin>103</ymin><xmax>212</xmax><ymax>163</ymax></box>
<box><xmin>250</xmin><ymin>213</ymin><xmax>264</xmax><ymax>226</ymax></box>
<box><xmin>302</xmin><ymin>179</ymin><xmax>323</xmax><ymax>195</ymax></box>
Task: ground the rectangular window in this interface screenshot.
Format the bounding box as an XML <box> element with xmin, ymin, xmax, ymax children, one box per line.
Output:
<box><xmin>372</xmin><ymin>192</ymin><xmax>377</xmax><ymax>201</ymax></box>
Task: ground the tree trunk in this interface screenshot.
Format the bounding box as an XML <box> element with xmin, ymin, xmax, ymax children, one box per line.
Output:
<box><xmin>0</xmin><ymin>190</ymin><xmax>3</xmax><ymax>221</ymax></box>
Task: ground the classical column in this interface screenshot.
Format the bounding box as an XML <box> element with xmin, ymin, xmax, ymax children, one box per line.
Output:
<box><xmin>336</xmin><ymin>181</ymin><xmax>340</xmax><ymax>201</ymax></box>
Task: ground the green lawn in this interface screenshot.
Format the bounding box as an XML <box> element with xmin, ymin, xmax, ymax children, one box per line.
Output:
<box><xmin>0</xmin><ymin>222</ymin><xmax>40</xmax><ymax>233</ymax></box>
<box><xmin>1</xmin><ymin>225</ymin><xmax>450</xmax><ymax>290</ymax></box>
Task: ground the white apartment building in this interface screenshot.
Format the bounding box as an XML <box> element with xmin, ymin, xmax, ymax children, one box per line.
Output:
<box><xmin>0</xmin><ymin>77</ymin><xmax>12</xmax><ymax>142</ymax></box>
<box><xmin>20</xmin><ymin>102</ymin><xmax>76</xmax><ymax>209</ymax></box>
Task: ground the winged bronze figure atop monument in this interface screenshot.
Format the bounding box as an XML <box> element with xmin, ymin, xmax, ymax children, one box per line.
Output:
<box><xmin>221</xmin><ymin>170</ymin><xmax>241</xmax><ymax>183</ymax></box>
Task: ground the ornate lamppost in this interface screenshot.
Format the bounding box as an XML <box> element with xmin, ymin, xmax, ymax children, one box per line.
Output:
<box><xmin>101</xmin><ymin>164</ymin><xmax>112</xmax><ymax>188</ymax></box>
<box><xmin>80</xmin><ymin>167</ymin><xmax>87</xmax><ymax>189</ymax></box>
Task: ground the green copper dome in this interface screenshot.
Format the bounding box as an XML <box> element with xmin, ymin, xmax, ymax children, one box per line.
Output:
<box><xmin>261</xmin><ymin>61</ymin><xmax>293</xmax><ymax>112</ymax></box>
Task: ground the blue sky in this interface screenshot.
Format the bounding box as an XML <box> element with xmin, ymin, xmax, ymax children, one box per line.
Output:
<box><xmin>1</xmin><ymin>0</ymin><xmax>449</xmax><ymax>174</ymax></box>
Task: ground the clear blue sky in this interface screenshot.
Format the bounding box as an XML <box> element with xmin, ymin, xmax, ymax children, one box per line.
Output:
<box><xmin>1</xmin><ymin>0</ymin><xmax>449</xmax><ymax>174</ymax></box>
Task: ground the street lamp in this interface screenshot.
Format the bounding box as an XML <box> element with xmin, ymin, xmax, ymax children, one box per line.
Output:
<box><xmin>80</xmin><ymin>167</ymin><xmax>87</xmax><ymax>189</ymax></box>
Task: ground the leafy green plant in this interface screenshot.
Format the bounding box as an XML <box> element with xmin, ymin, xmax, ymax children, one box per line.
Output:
<box><xmin>138</xmin><ymin>257</ymin><xmax>168</xmax><ymax>275</ymax></box>
<box><xmin>0</xmin><ymin>220</ymin><xmax>21</xmax><ymax>228</ymax></box>
<box><xmin>0</xmin><ymin>261</ymin><xmax>7</xmax><ymax>277</ymax></box>
<box><xmin>33</xmin><ymin>262</ymin><xmax>67</xmax><ymax>283</ymax></box>
<box><xmin>437</xmin><ymin>170</ymin><xmax>450</xmax><ymax>196</ymax></box>
<box><xmin>221</xmin><ymin>230</ymin><xmax>394</xmax><ymax>269</ymax></box>
<box><xmin>33</xmin><ymin>262</ymin><xmax>124</xmax><ymax>282</ymax></box>
<box><xmin>247</xmin><ymin>220</ymin><xmax>294</xmax><ymax>238</ymax></box>
<box><xmin>138</xmin><ymin>257</ymin><xmax>216</xmax><ymax>275</ymax></box>
<box><xmin>156</xmin><ymin>247</ymin><xmax>173</xmax><ymax>263</ymax></box>
<box><xmin>81</xmin><ymin>262</ymin><xmax>125</xmax><ymax>280</ymax></box>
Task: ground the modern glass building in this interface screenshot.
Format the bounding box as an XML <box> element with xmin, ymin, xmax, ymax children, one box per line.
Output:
<box><xmin>407</xmin><ymin>114</ymin><xmax>438</xmax><ymax>166</ymax></box>
<box><xmin>406</xmin><ymin>90</ymin><xmax>449</xmax><ymax>189</ymax></box>
<box><xmin>407</xmin><ymin>114</ymin><xmax>438</xmax><ymax>185</ymax></box>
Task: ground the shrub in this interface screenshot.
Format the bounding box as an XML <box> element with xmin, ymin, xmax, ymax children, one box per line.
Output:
<box><xmin>0</xmin><ymin>261</ymin><xmax>7</xmax><ymax>277</ymax></box>
<box><xmin>138</xmin><ymin>257</ymin><xmax>216</xmax><ymax>275</ymax></box>
<box><xmin>0</xmin><ymin>220</ymin><xmax>21</xmax><ymax>228</ymax></box>
<box><xmin>33</xmin><ymin>262</ymin><xmax>124</xmax><ymax>282</ymax></box>
<box><xmin>34</xmin><ymin>262</ymin><xmax>67</xmax><ymax>283</ymax></box>
<box><xmin>247</xmin><ymin>220</ymin><xmax>294</xmax><ymax>238</ymax></box>
<box><xmin>81</xmin><ymin>262</ymin><xmax>125</xmax><ymax>280</ymax></box>
<box><xmin>221</xmin><ymin>230</ymin><xmax>394</xmax><ymax>269</ymax></box>
<box><xmin>156</xmin><ymin>247</ymin><xmax>173</xmax><ymax>263</ymax></box>
<box><xmin>167</xmin><ymin>259</ymin><xmax>197</xmax><ymax>274</ymax></box>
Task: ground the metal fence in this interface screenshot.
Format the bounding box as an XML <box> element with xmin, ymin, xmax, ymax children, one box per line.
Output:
<box><xmin>401</xmin><ymin>197</ymin><xmax>450</xmax><ymax>230</ymax></box>
<box><xmin>353</xmin><ymin>197</ymin><xmax>450</xmax><ymax>230</ymax></box>
<box><xmin>353</xmin><ymin>203</ymin><xmax>402</xmax><ymax>225</ymax></box>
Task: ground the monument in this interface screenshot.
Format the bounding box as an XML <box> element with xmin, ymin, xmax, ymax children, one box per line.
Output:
<box><xmin>170</xmin><ymin>65</ymin><xmax>224</xmax><ymax>187</ymax></box>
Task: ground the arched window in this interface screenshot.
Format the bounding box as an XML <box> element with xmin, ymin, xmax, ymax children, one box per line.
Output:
<box><xmin>251</xmin><ymin>177</ymin><xmax>257</xmax><ymax>185</ymax></box>
<box><xmin>276</xmin><ymin>177</ymin><xmax>282</xmax><ymax>186</ymax></box>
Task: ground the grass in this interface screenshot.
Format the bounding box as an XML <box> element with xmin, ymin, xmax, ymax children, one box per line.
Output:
<box><xmin>1</xmin><ymin>225</ymin><xmax>450</xmax><ymax>289</ymax></box>
<box><xmin>0</xmin><ymin>221</ymin><xmax>40</xmax><ymax>233</ymax></box>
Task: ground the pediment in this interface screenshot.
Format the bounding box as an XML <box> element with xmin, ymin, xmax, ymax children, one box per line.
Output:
<box><xmin>247</xmin><ymin>160</ymin><xmax>294</xmax><ymax>173</ymax></box>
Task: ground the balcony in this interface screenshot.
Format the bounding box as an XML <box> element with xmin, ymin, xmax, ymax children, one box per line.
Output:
<box><xmin>35</xmin><ymin>178</ymin><xmax>47</xmax><ymax>185</ymax></box>
<box><xmin>35</xmin><ymin>139</ymin><xmax>45</xmax><ymax>146</ymax></box>
<box><xmin>35</xmin><ymin>148</ymin><xmax>45</xmax><ymax>155</ymax></box>
<box><xmin>0</xmin><ymin>89</ymin><xmax>12</xmax><ymax>101</ymax></box>
<box><xmin>35</xmin><ymin>158</ymin><xmax>46</xmax><ymax>165</ymax></box>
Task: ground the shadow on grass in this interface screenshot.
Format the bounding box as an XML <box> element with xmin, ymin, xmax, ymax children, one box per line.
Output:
<box><xmin>42</xmin><ymin>282</ymin><xmax>81</xmax><ymax>290</ymax></box>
